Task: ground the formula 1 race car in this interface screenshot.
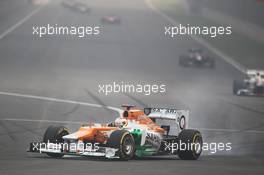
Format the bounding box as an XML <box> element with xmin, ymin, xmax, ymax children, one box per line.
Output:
<box><xmin>62</xmin><ymin>0</ymin><xmax>91</xmax><ymax>13</ymax></box>
<box><xmin>233</xmin><ymin>69</ymin><xmax>264</xmax><ymax>96</ymax></box>
<box><xmin>179</xmin><ymin>48</ymin><xmax>215</xmax><ymax>68</ymax></box>
<box><xmin>101</xmin><ymin>15</ymin><xmax>121</xmax><ymax>24</ymax></box>
<box><xmin>28</xmin><ymin>105</ymin><xmax>203</xmax><ymax>160</ymax></box>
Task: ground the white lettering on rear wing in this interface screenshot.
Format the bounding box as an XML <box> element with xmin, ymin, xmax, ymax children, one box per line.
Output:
<box><xmin>144</xmin><ymin>108</ymin><xmax>189</xmax><ymax>132</ymax></box>
<box><xmin>247</xmin><ymin>69</ymin><xmax>264</xmax><ymax>75</ymax></box>
<box><xmin>145</xmin><ymin>108</ymin><xmax>188</xmax><ymax>119</ymax></box>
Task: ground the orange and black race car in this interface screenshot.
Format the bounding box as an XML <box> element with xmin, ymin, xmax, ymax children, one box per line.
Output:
<box><xmin>28</xmin><ymin>105</ymin><xmax>203</xmax><ymax>160</ymax></box>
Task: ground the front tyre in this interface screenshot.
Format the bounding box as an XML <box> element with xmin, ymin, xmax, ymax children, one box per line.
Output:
<box><xmin>107</xmin><ymin>130</ymin><xmax>135</xmax><ymax>160</ymax></box>
<box><xmin>178</xmin><ymin>129</ymin><xmax>203</xmax><ymax>160</ymax></box>
<box><xmin>233</xmin><ymin>80</ymin><xmax>245</xmax><ymax>95</ymax></box>
<box><xmin>43</xmin><ymin>125</ymin><xmax>69</xmax><ymax>158</ymax></box>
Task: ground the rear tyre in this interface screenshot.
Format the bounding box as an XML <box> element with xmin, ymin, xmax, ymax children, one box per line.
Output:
<box><xmin>107</xmin><ymin>130</ymin><xmax>135</xmax><ymax>160</ymax></box>
<box><xmin>233</xmin><ymin>80</ymin><xmax>244</xmax><ymax>95</ymax></box>
<box><xmin>178</xmin><ymin>129</ymin><xmax>203</xmax><ymax>160</ymax></box>
<box><xmin>43</xmin><ymin>125</ymin><xmax>69</xmax><ymax>158</ymax></box>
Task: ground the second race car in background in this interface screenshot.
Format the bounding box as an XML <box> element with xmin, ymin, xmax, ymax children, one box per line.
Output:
<box><xmin>62</xmin><ymin>0</ymin><xmax>91</xmax><ymax>13</ymax></box>
<box><xmin>101</xmin><ymin>15</ymin><xmax>121</xmax><ymax>24</ymax></box>
<box><xmin>179</xmin><ymin>48</ymin><xmax>215</xmax><ymax>68</ymax></box>
<box><xmin>233</xmin><ymin>69</ymin><xmax>264</xmax><ymax>96</ymax></box>
<box><xmin>28</xmin><ymin>0</ymin><xmax>49</xmax><ymax>5</ymax></box>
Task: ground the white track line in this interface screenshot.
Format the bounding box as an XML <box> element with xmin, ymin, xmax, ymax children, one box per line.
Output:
<box><xmin>194</xmin><ymin>127</ymin><xmax>264</xmax><ymax>134</ymax></box>
<box><xmin>0</xmin><ymin>91</ymin><xmax>123</xmax><ymax>115</ymax></box>
<box><xmin>0</xmin><ymin>6</ymin><xmax>42</xmax><ymax>40</ymax></box>
<box><xmin>3</xmin><ymin>118</ymin><xmax>83</xmax><ymax>124</ymax></box>
<box><xmin>145</xmin><ymin>0</ymin><xmax>246</xmax><ymax>73</ymax></box>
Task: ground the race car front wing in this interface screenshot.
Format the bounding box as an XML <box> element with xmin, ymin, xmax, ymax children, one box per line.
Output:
<box><xmin>28</xmin><ymin>142</ymin><xmax>119</xmax><ymax>158</ymax></box>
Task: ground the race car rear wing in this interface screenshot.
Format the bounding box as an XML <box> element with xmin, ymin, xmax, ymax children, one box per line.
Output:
<box><xmin>144</xmin><ymin>108</ymin><xmax>189</xmax><ymax>132</ymax></box>
<box><xmin>144</xmin><ymin>108</ymin><xmax>188</xmax><ymax>119</ymax></box>
<box><xmin>246</xmin><ymin>69</ymin><xmax>264</xmax><ymax>76</ymax></box>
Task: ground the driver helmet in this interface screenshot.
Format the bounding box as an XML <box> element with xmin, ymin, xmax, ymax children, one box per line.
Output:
<box><xmin>114</xmin><ymin>118</ymin><xmax>127</xmax><ymax>128</ymax></box>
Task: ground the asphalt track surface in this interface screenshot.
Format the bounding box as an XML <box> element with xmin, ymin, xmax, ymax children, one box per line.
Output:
<box><xmin>0</xmin><ymin>0</ymin><xmax>264</xmax><ymax>175</ymax></box>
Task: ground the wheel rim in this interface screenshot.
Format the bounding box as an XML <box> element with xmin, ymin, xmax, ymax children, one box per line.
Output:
<box><xmin>193</xmin><ymin>137</ymin><xmax>202</xmax><ymax>155</ymax></box>
<box><xmin>122</xmin><ymin>136</ymin><xmax>133</xmax><ymax>155</ymax></box>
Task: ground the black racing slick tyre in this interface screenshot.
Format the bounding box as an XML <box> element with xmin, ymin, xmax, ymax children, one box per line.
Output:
<box><xmin>178</xmin><ymin>129</ymin><xmax>203</xmax><ymax>160</ymax></box>
<box><xmin>107</xmin><ymin>130</ymin><xmax>135</xmax><ymax>160</ymax></box>
<box><xmin>233</xmin><ymin>80</ymin><xmax>245</xmax><ymax>95</ymax></box>
<box><xmin>233</xmin><ymin>80</ymin><xmax>239</xmax><ymax>95</ymax></box>
<box><xmin>43</xmin><ymin>125</ymin><xmax>69</xmax><ymax>158</ymax></box>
